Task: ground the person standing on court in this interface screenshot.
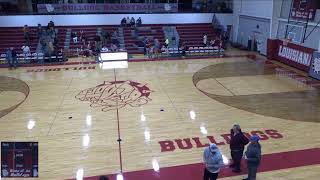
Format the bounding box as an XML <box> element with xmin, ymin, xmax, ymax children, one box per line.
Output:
<box><xmin>229</xmin><ymin>124</ymin><xmax>249</xmax><ymax>173</ymax></box>
<box><xmin>243</xmin><ymin>135</ymin><xmax>261</xmax><ymax>180</ymax></box>
<box><xmin>203</xmin><ymin>144</ymin><xmax>225</xmax><ymax>180</ymax></box>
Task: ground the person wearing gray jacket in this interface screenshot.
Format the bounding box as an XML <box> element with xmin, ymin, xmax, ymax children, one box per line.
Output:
<box><xmin>203</xmin><ymin>143</ymin><xmax>225</xmax><ymax>180</ymax></box>
<box><xmin>243</xmin><ymin>135</ymin><xmax>262</xmax><ymax>180</ymax></box>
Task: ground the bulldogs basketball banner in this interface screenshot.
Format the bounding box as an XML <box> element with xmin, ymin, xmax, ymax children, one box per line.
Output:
<box><xmin>309</xmin><ymin>52</ymin><xmax>320</xmax><ymax>80</ymax></box>
<box><xmin>291</xmin><ymin>0</ymin><xmax>317</xmax><ymax>20</ymax></box>
<box><xmin>37</xmin><ymin>3</ymin><xmax>178</xmax><ymax>13</ymax></box>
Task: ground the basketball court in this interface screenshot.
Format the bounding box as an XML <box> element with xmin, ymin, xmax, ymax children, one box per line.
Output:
<box><xmin>1</xmin><ymin>48</ymin><xmax>320</xmax><ymax>179</ymax></box>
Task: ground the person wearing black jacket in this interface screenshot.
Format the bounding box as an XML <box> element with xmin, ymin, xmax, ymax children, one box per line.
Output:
<box><xmin>229</xmin><ymin>124</ymin><xmax>249</xmax><ymax>173</ymax></box>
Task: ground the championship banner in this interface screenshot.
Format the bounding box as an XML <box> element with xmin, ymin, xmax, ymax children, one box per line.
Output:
<box><xmin>291</xmin><ymin>0</ymin><xmax>317</xmax><ymax>20</ymax></box>
<box><xmin>267</xmin><ymin>39</ymin><xmax>315</xmax><ymax>72</ymax></box>
<box><xmin>309</xmin><ymin>51</ymin><xmax>320</xmax><ymax>80</ymax></box>
<box><xmin>37</xmin><ymin>3</ymin><xmax>178</xmax><ymax>13</ymax></box>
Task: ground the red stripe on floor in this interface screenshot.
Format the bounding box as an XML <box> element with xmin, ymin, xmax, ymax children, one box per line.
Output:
<box><xmin>68</xmin><ymin>148</ymin><xmax>320</xmax><ymax>180</ymax></box>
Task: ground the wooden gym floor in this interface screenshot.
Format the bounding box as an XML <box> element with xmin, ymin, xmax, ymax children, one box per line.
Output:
<box><xmin>0</xmin><ymin>49</ymin><xmax>319</xmax><ymax>180</ymax></box>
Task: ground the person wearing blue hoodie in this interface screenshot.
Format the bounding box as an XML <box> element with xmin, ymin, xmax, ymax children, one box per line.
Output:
<box><xmin>243</xmin><ymin>135</ymin><xmax>262</xmax><ymax>180</ymax></box>
<box><xmin>203</xmin><ymin>143</ymin><xmax>225</xmax><ymax>180</ymax></box>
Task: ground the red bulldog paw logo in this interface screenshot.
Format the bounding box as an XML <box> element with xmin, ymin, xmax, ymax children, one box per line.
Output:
<box><xmin>75</xmin><ymin>80</ymin><xmax>152</xmax><ymax>111</ymax></box>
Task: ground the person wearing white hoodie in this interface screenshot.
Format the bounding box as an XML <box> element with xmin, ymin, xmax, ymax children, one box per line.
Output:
<box><xmin>203</xmin><ymin>144</ymin><xmax>225</xmax><ymax>180</ymax></box>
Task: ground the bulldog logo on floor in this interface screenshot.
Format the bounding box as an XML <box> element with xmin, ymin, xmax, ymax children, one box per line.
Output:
<box><xmin>76</xmin><ymin>80</ymin><xmax>152</xmax><ymax>111</ymax></box>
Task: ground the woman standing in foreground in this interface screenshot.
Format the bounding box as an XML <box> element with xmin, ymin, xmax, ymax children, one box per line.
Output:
<box><xmin>203</xmin><ymin>144</ymin><xmax>225</xmax><ymax>180</ymax></box>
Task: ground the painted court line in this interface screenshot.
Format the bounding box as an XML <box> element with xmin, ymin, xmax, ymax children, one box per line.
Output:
<box><xmin>68</xmin><ymin>148</ymin><xmax>320</xmax><ymax>180</ymax></box>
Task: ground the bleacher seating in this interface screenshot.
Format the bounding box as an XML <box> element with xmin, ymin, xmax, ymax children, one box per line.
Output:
<box><xmin>0</xmin><ymin>23</ymin><xmax>222</xmax><ymax>63</ymax></box>
<box><xmin>67</xmin><ymin>25</ymin><xmax>118</xmax><ymax>51</ymax></box>
<box><xmin>122</xmin><ymin>25</ymin><xmax>165</xmax><ymax>54</ymax></box>
<box><xmin>176</xmin><ymin>23</ymin><xmax>217</xmax><ymax>47</ymax></box>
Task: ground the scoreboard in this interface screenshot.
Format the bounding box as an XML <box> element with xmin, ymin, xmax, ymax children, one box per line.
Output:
<box><xmin>1</xmin><ymin>142</ymin><xmax>38</xmax><ymax>178</ymax></box>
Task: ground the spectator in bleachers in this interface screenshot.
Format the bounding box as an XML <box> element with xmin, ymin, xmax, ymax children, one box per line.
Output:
<box><xmin>79</xmin><ymin>30</ymin><xmax>84</xmax><ymax>42</ymax></box>
<box><xmin>209</xmin><ymin>39</ymin><xmax>215</xmax><ymax>47</ymax></box>
<box><xmin>21</xmin><ymin>45</ymin><xmax>30</xmax><ymax>63</ymax></box>
<box><xmin>5</xmin><ymin>48</ymin><xmax>12</xmax><ymax>69</ymax></box>
<box><xmin>104</xmin><ymin>32</ymin><xmax>111</xmax><ymax>44</ymax></box>
<box><xmin>40</xmin><ymin>37</ymin><xmax>47</xmax><ymax>53</ymax></box>
<box><xmin>94</xmin><ymin>33</ymin><xmax>102</xmax><ymax>52</ymax></box>
<box><xmin>53</xmin><ymin>37</ymin><xmax>59</xmax><ymax>50</ymax></box>
<box><xmin>71</xmin><ymin>32</ymin><xmax>78</xmax><ymax>43</ymax></box>
<box><xmin>47</xmin><ymin>21</ymin><xmax>55</xmax><ymax>31</ymax></box>
<box><xmin>203</xmin><ymin>34</ymin><xmax>208</xmax><ymax>47</ymax></box>
<box><xmin>143</xmin><ymin>37</ymin><xmax>149</xmax><ymax>55</ymax></box>
<box><xmin>136</xmin><ymin>17</ymin><xmax>142</xmax><ymax>27</ymax></box>
<box><xmin>130</xmin><ymin>17</ymin><xmax>136</xmax><ymax>27</ymax></box>
<box><xmin>180</xmin><ymin>41</ymin><xmax>187</xmax><ymax>57</ymax></box>
<box><xmin>11</xmin><ymin>47</ymin><xmax>18</xmax><ymax>68</ymax></box>
<box><xmin>47</xmin><ymin>42</ymin><xmax>54</xmax><ymax>62</ymax></box>
<box><xmin>146</xmin><ymin>41</ymin><xmax>153</xmax><ymax>59</ymax></box>
<box><xmin>112</xmin><ymin>30</ymin><xmax>118</xmax><ymax>40</ymax></box>
<box><xmin>110</xmin><ymin>43</ymin><xmax>118</xmax><ymax>52</ymax></box>
<box><xmin>121</xmin><ymin>17</ymin><xmax>126</xmax><ymax>27</ymax></box>
<box><xmin>23</xmin><ymin>25</ymin><xmax>30</xmax><ymax>46</ymax></box>
<box><xmin>164</xmin><ymin>38</ymin><xmax>169</xmax><ymax>48</ymax></box>
<box><xmin>126</xmin><ymin>17</ymin><xmax>130</xmax><ymax>27</ymax></box>
<box><xmin>164</xmin><ymin>38</ymin><xmax>170</xmax><ymax>56</ymax></box>
<box><xmin>154</xmin><ymin>38</ymin><xmax>160</xmax><ymax>58</ymax></box>
<box><xmin>37</xmin><ymin>24</ymin><xmax>43</xmax><ymax>39</ymax></box>
<box><xmin>83</xmin><ymin>41</ymin><xmax>92</xmax><ymax>57</ymax></box>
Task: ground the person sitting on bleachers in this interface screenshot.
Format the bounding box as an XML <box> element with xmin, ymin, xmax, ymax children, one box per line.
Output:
<box><xmin>21</xmin><ymin>45</ymin><xmax>30</xmax><ymax>63</ymax></box>
<box><xmin>110</xmin><ymin>43</ymin><xmax>118</xmax><ymax>52</ymax></box>
<box><xmin>180</xmin><ymin>41</ymin><xmax>187</xmax><ymax>57</ymax></box>
<box><xmin>136</xmin><ymin>17</ymin><xmax>142</xmax><ymax>27</ymax></box>
<box><xmin>209</xmin><ymin>39</ymin><xmax>215</xmax><ymax>47</ymax></box>
<box><xmin>121</xmin><ymin>17</ymin><xmax>126</xmax><ymax>27</ymax></box>
<box><xmin>40</xmin><ymin>37</ymin><xmax>47</xmax><ymax>53</ymax></box>
<box><xmin>104</xmin><ymin>32</ymin><xmax>111</xmax><ymax>44</ymax></box>
<box><xmin>130</xmin><ymin>17</ymin><xmax>135</xmax><ymax>27</ymax></box>
<box><xmin>71</xmin><ymin>32</ymin><xmax>78</xmax><ymax>43</ymax></box>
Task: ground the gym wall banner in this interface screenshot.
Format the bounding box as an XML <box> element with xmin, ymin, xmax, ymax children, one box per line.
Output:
<box><xmin>291</xmin><ymin>0</ymin><xmax>317</xmax><ymax>20</ymax></box>
<box><xmin>309</xmin><ymin>51</ymin><xmax>320</xmax><ymax>80</ymax></box>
